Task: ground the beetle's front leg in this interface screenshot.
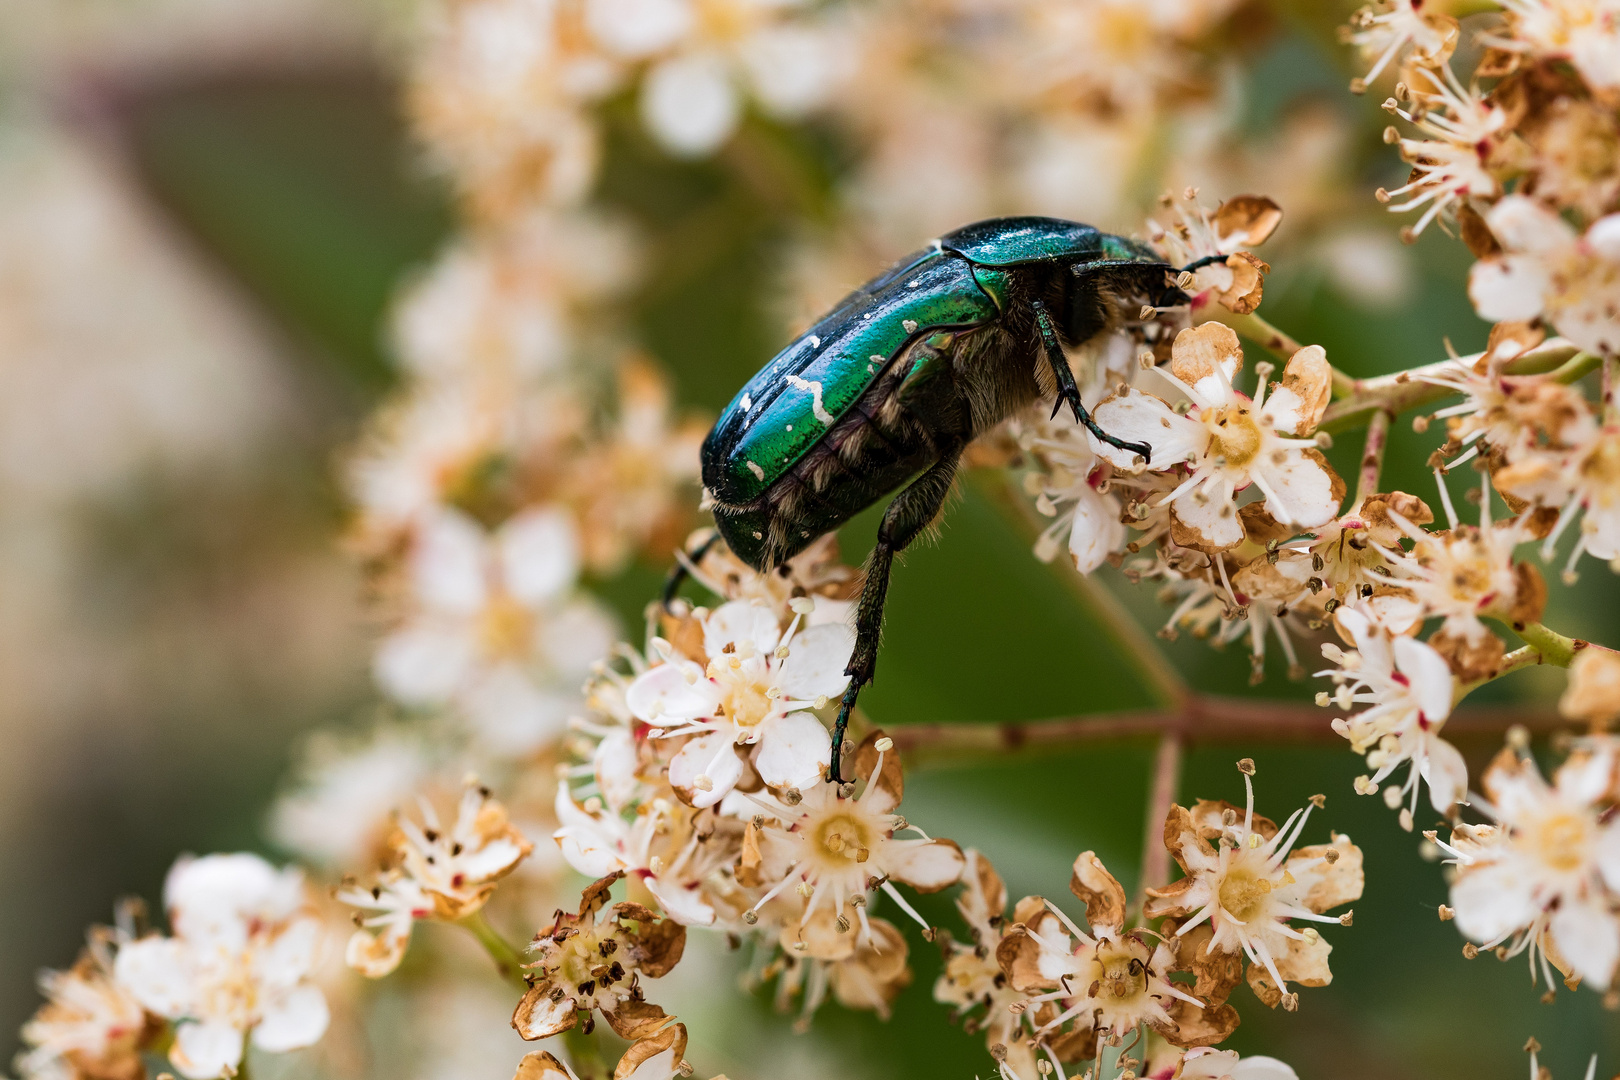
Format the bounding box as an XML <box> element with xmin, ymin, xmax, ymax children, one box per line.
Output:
<box><xmin>1029</xmin><ymin>298</ymin><xmax>1153</xmax><ymax>465</ymax></box>
<box><xmin>828</xmin><ymin>446</ymin><xmax>963</xmax><ymax>785</ymax></box>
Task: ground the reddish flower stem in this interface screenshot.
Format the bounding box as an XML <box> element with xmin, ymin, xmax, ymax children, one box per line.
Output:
<box><xmin>1134</xmin><ymin>732</ymin><xmax>1183</xmax><ymax>917</ymax></box>
<box><xmin>1354</xmin><ymin>408</ymin><xmax>1392</xmax><ymax>507</ymax></box>
<box><xmin>887</xmin><ymin>695</ymin><xmax>1565</xmax><ymax>766</ymax></box>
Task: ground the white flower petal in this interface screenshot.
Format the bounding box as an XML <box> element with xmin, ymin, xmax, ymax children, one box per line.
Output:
<box><xmin>594</xmin><ymin>729</ymin><xmax>642</xmax><ymax>812</ymax></box>
<box><xmin>1451</xmin><ymin>858</ymin><xmax>1538</xmax><ymax>944</ymax></box>
<box><xmin>462</xmin><ymin>665</ymin><xmax>575</xmax><ymax>756</ymax></box>
<box><xmin>703</xmin><ymin>600</ymin><xmax>783</xmax><ymax>657</ymax></box>
<box><xmin>1551</xmin><ymin>896</ymin><xmax>1619</xmax><ymax>989</ymax></box>
<box><xmin>585</xmin><ymin>0</ymin><xmax>692</xmax><ymax>57</ymax></box>
<box><xmin>644</xmin><ymin>875</ymin><xmax>718</xmax><ymax>926</ymax></box>
<box><xmin>410</xmin><ymin>509</ymin><xmax>489</xmax><ymax>614</ymax></box>
<box><xmin>1170</xmin><ymin>488</ymin><xmax>1245</xmax><ymax>550</ymax></box>
<box><xmin>752</xmin><ymin>710</ymin><xmax>830</xmax><ymax>789</ymax></box>
<box><xmin>1253</xmin><ymin>450</ymin><xmax>1340</xmax><ymax>529</ymax></box>
<box><xmin>113</xmin><ymin>938</ymin><xmax>194</xmax><ymax>1018</ymax></box>
<box><xmin>1487</xmin><ymin>195</ymin><xmax>1577</xmax><ymax>253</ymax></box>
<box><xmin>1090</xmin><ymin>390</ymin><xmax>1204</xmax><ymax>469</ymax></box>
<box><xmin>251</xmin><ymin>983</ymin><xmax>330</xmax><ymax>1052</ymax></box>
<box><xmin>668</xmin><ymin>731</ymin><xmax>744</xmax><ymax>808</ymax></box>
<box><xmin>1392</xmin><ymin>635</ymin><xmax>1454</xmax><ymax>725</ymax></box>
<box><xmin>1421</xmin><ymin>736</ymin><xmax>1468</xmax><ymax>812</ymax></box>
<box><xmin>776</xmin><ymin>623</ymin><xmax>854</xmax><ymax>699</ymax></box>
<box><xmin>373</xmin><ymin>622</ymin><xmax>476</xmax><ymax>706</ymax></box>
<box><xmin>739</xmin><ymin>26</ymin><xmax>841</xmax><ymax>116</ymax></box>
<box><xmin>553</xmin><ymin>791</ymin><xmax>628</xmax><ymax>879</ymax></box>
<box><xmin>1069</xmin><ymin>485</ymin><xmax>1125</xmax><ymax>573</ymax></box>
<box><xmin>1469</xmin><ymin>256</ymin><xmax>1550</xmax><ymax>323</ymax></box>
<box><xmin>1230</xmin><ymin>1057</ymin><xmax>1301</xmax><ymax>1080</ymax></box>
<box><xmin>642</xmin><ymin>52</ymin><xmax>740</xmax><ymax>157</ymax></box>
<box><xmin>541</xmin><ymin>601</ymin><xmax>620</xmax><ymax>679</ymax></box>
<box><xmin>885</xmin><ymin>838</ymin><xmax>965</xmax><ymax>891</ymax></box>
<box><xmin>625</xmin><ymin>662</ymin><xmax>715</xmax><ymax>724</ymax></box>
<box><xmin>257</xmin><ymin>917</ymin><xmax>322</xmax><ymax>989</ymax></box>
<box><xmin>499</xmin><ymin>507</ymin><xmax>580</xmax><ymax>605</ymax></box>
<box><xmin>171</xmin><ymin>1020</ymin><xmax>243</xmax><ymax>1080</ymax></box>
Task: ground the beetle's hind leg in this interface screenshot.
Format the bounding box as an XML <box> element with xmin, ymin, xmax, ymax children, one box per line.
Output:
<box><xmin>661</xmin><ymin>529</ymin><xmax>722</xmax><ymax>611</ymax></box>
<box><xmin>1029</xmin><ymin>298</ymin><xmax>1153</xmax><ymax>465</ymax></box>
<box><xmin>829</xmin><ymin>445</ymin><xmax>963</xmax><ymax>785</ymax></box>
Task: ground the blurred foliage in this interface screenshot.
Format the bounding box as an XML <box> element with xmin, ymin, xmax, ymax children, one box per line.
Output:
<box><xmin>31</xmin><ymin>9</ymin><xmax>1619</xmax><ymax>1078</ymax></box>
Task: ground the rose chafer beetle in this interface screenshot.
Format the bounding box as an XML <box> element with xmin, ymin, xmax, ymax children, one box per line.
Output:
<box><xmin>693</xmin><ymin>216</ymin><xmax>1190</xmax><ymax>782</ymax></box>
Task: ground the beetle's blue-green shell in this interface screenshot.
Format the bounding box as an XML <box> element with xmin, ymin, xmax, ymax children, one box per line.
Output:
<box><xmin>940</xmin><ymin>215</ymin><xmax>1163</xmax><ymax>271</ymax></box>
<box><xmin>703</xmin><ymin>251</ymin><xmax>997</xmax><ymax>505</ymax></box>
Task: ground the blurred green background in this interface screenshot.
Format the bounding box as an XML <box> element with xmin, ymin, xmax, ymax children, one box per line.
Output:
<box><xmin>3</xmin><ymin>4</ymin><xmax>1619</xmax><ymax>1078</ymax></box>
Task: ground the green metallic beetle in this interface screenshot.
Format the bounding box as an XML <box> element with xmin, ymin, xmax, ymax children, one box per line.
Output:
<box><xmin>695</xmin><ymin>216</ymin><xmax>1186</xmax><ymax>782</ymax></box>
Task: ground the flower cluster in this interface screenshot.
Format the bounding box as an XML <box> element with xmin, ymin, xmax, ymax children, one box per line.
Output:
<box><xmin>548</xmin><ymin>541</ymin><xmax>964</xmax><ymax>1029</ymax></box>
<box><xmin>1349</xmin><ymin>0</ymin><xmax>1620</xmax><ymax>338</ymax></box>
<box><xmin>1431</xmin><ymin>740</ymin><xmax>1620</xmax><ymax>994</ymax></box>
<box><xmin>933</xmin><ymin>765</ymin><xmax>1348</xmax><ymax>1078</ymax></box>
<box><xmin>17</xmin><ymin>854</ymin><xmax>329</xmax><ymax>1080</ymax></box>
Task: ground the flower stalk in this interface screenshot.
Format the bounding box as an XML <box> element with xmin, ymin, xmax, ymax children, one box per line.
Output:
<box><xmin>1319</xmin><ymin>340</ymin><xmax>1585</xmax><ymax>433</ymax></box>
<box><xmin>1133</xmin><ymin>732</ymin><xmax>1183</xmax><ymax>918</ymax></box>
<box><xmin>458</xmin><ymin>910</ymin><xmax>529</xmax><ymax>990</ymax></box>
<box><xmin>1354</xmin><ymin>408</ymin><xmax>1392</xmax><ymax>507</ymax></box>
<box><xmin>1511</xmin><ymin>622</ymin><xmax>1583</xmax><ymax>668</ymax></box>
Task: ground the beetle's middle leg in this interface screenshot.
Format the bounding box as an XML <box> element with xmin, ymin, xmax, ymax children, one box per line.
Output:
<box><xmin>828</xmin><ymin>445</ymin><xmax>963</xmax><ymax>785</ymax></box>
<box><xmin>1029</xmin><ymin>298</ymin><xmax>1153</xmax><ymax>465</ymax></box>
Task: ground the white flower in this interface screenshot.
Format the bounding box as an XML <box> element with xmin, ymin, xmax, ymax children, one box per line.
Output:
<box><xmin>1091</xmin><ymin>324</ymin><xmax>1342</xmax><ymax>551</ymax></box>
<box><xmin>741</xmin><ymin>736</ymin><xmax>965</xmax><ymax>943</ymax></box>
<box><xmin>17</xmin><ymin>924</ymin><xmax>150</xmax><ymax>1080</ymax></box>
<box><xmin>373</xmin><ymin>505</ymin><xmax>616</xmax><ymax>755</ymax></box>
<box><xmin>1146</xmin><ymin>773</ymin><xmax>1363</xmax><ymax>1000</ymax></box>
<box><xmin>114</xmin><ymin>854</ymin><xmax>328</xmax><ymax>1080</ymax></box>
<box><xmin>269</xmin><ymin>728</ymin><xmax>432</xmax><ymax>870</ymax></box>
<box><xmin>1345</xmin><ymin>0</ymin><xmax>1457</xmax><ymax>86</ymax></box>
<box><xmin>393</xmin><ymin>209</ymin><xmax>637</xmax><ymax>383</ymax></box>
<box><xmin>1379</xmin><ymin>65</ymin><xmax>1512</xmax><ymax>238</ymax></box>
<box><xmin>338</xmin><ymin>782</ymin><xmax>532</xmax><ymax>977</ymax></box>
<box><xmin>1470</xmin><ymin>196</ymin><xmax>1620</xmax><ymax>358</ymax></box>
<box><xmin>1319</xmin><ymin>606</ymin><xmax>1466</xmax><ymax>821</ymax></box>
<box><xmin>1499</xmin><ymin>423</ymin><xmax>1620</xmax><ymax>577</ymax></box>
<box><xmin>552</xmin><ymin>788</ymin><xmax>728</xmax><ymax>926</ymax></box>
<box><xmin>625</xmin><ymin>599</ymin><xmax>852</xmax><ymax>807</ymax></box>
<box><xmin>1491</xmin><ymin>0</ymin><xmax>1620</xmax><ymax>91</ymax></box>
<box><xmin>1022</xmin><ymin>414</ymin><xmax>1127</xmax><ymax>574</ymax></box>
<box><xmin>1439</xmin><ymin>746</ymin><xmax>1620</xmax><ymax>989</ymax></box>
<box><xmin>586</xmin><ymin>0</ymin><xmax>847</xmax><ymax>157</ymax></box>
<box><xmin>410</xmin><ymin>0</ymin><xmax>618</xmax><ymax>214</ymax></box>
<box><xmin>346</xmin><ymin>382</ymin><xmax>509</xmax><ymax>538</ymax></box>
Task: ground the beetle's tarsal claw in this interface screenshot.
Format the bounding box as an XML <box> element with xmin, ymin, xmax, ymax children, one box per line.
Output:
<box><xmin>1049</xmin><ymin>397</ymin><xmax>1064</xmax><ymax>421</ymax></box>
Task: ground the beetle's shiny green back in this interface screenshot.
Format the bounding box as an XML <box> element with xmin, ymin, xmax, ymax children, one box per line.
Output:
<box><xmin>938</xmin><ymin>215</ymin><xmax>1162</xmax><ymax>268</ymax></box>
<box><xmin>702</xmin><ymin>250</ymin><xmax>997</xmax><ymax>506</ymax></box>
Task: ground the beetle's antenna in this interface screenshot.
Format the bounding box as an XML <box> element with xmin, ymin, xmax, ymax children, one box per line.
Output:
<box><xmin>661</xmin><ymin>530</ymin><xmax>722</xmax><ymax>611</ymax></box>
<box><xmin>1178</xmin><ymin>253</ymin><xmax>1228</xmax><ymax>274</ymax></box>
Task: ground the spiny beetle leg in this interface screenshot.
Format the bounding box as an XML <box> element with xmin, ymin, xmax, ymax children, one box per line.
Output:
<box><xmin>661</xmin><ymin>529</ymin><xmax>722</xmax><ymax>612</ymax></box>
<box><xmin>1030</xmin><ymin>298</ymin><xmax>1153</xmax><ymax>466</ymax></box>
<box><xmin>828</xmin><ymin>445</ymin><xmax>963</xmax><ymax>784</ymax></box>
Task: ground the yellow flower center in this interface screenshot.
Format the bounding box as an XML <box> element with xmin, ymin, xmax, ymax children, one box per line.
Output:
<box><xmin>708</xmin><ymin>656</ymin><xmax>775</xmax><ymax>728</ymax></box>
<box><xmin>1218</xmin><ymin>859</ymin><xmax>1279</xmax><ymax>923</ymax></box>
<box><xmin>479</xmin><ymin>593</ymin><xmax>535</xmax><ymax>659</ymax></box>
<box><xmin>556</xmin><ymin>926</ymin><xmax>612</xmax><ymax>990</ymax></box>
<box><xmin>813</xmin><ymin>812</ymin><xmax>874</xmax><ymax>865</ymax></box>
<box><xmin>1205</xmin><ymin>404</ymin><xmax>1263</xmax><ymax>469</ymax></box>
<box><xmin>1088</xmin><ymin>940</ymin><xmax>1150</xmax><ymax>1004</ymax></box>
<box><xmin>1533</xmin><ymin>810</ymin><xmax>1591</xmax><ymax>873</ymax></box>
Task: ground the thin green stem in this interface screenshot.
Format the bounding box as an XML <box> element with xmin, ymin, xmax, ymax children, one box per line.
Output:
<box><xmin>1204</xmin><ymin>308</ymin><xmax>1306</xmax><ymax>365</ymax></box>
<box><xmin>565</xmin><ymin>1026</ymin><xmax>612</xmax><ymax>1080</ymax></box>
<box><xmin>981</xmin><ymin>471</ymin><xmax>1188</xmax><ymax>709</ymax></box>
<box><xmin>1511</xmin><ymin>622</ymin><xmax>1582</xmax><ymax>667</ymax></box>
<box><xmin>235</xmin><ymin>1049</ymin><xmax>252</xmax><ymax>1080</ymax></box>
<box><xmin>458</xmin><ymin>910</ymin><xmax>529</xmax><ymax>989</ymax></box>
<box><xmin>1454</xmin><ymin>645</ymin><xmax>1543</xmax><ymax>704</ymax></box>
